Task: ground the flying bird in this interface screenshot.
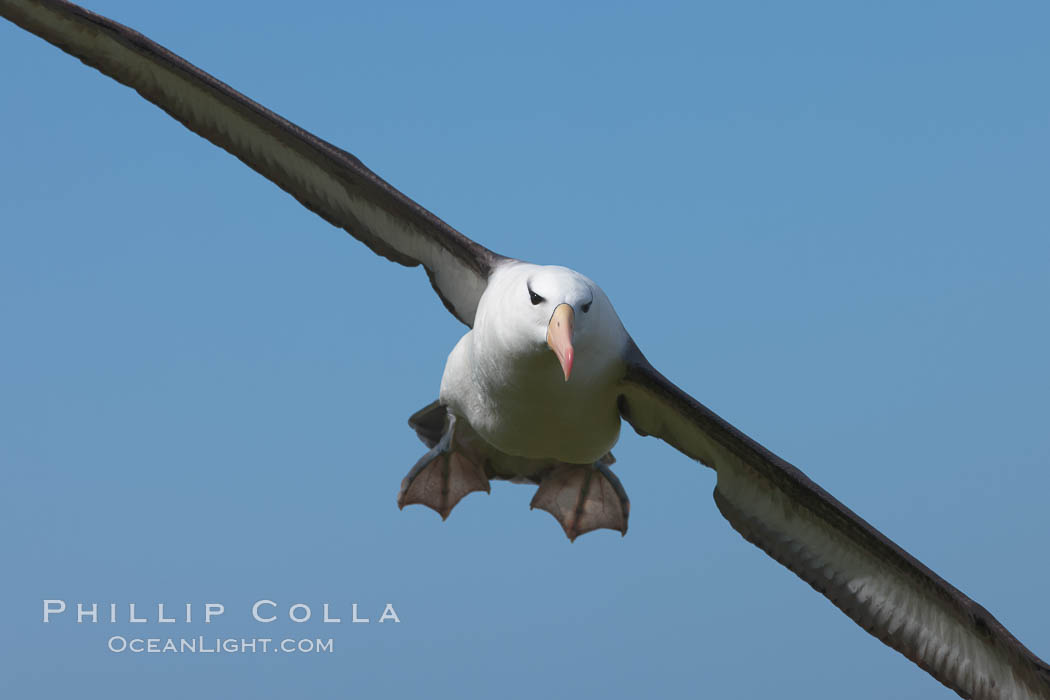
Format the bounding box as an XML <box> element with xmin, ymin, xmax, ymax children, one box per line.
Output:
<box><xmin>2</xmin><ymin>1</ymin><xmax>1047</xmax><ymax>698</ymax></box>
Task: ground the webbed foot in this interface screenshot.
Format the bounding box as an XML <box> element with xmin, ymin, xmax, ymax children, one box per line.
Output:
<box><xmin>530</xmin><ymin>459</ymin><xmax>630</xmax><ymax>541</ymax></box>
<box><xmin>398</xmin><ymin>414</ymin><xmax>490</xmax><ymax>520</ymax></box>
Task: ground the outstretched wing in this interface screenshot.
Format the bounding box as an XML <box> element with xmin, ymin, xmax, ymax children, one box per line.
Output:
<box><xmin>0</xmin><ymin>0</ymin><xmax>507</xmax><ymax>326</ymax></box>
<box><xmin>617</xmin><ymin>340</ymin><xmax>1050</xmax><ymax>700</ymax></box>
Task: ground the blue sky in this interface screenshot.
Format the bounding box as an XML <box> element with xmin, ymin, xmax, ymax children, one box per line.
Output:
<box><xmin>1</xmin><ymin>1</ymin><xmax>1048</xmax><ymax>698</ymax></box>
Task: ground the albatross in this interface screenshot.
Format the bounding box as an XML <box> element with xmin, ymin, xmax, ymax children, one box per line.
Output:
<box><xmin>2</xmin><ymin>1</ymin><xmax>1047</xmax><ymax>698</ymax></box>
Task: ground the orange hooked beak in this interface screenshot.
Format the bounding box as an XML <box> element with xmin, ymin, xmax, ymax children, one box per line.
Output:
<box><xmin>546</xmin><ymin>303</ymin><xmax>575</xmax><ymax>381</ymax></box>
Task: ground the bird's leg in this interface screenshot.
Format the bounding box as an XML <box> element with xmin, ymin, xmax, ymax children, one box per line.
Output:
<box><xmin>530</xmin><ymin>456</ymin><xmax>630</xmax><ymax>541</ymax></box>
<box><xmin>398</xmin><ymin>414</ymin><xmax>490</xmax><ymax>520</ymax></box>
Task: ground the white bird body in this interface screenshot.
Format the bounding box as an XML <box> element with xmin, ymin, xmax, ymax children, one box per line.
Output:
<box><xmin>441</xmin><ymin>263</ymin><xmax>627</xmax><ymax>465</ymax></box>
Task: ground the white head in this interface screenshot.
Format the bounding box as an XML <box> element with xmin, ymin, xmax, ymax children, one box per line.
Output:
<box><xmin>473</xmin><ymin>263</ymin><xmax>627</xmax><ymax>383</ymax></box>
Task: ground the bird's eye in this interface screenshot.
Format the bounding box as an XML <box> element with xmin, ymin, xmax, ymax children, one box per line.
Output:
<box><xmin>581</xmin><ymin>302</ymin><xmax>591</xmax><ymax>313</ymax></box>
<box><xmin>529</xmin><ymin>289</ymin><xmax>544</xmax><ymax>305</ymax></box>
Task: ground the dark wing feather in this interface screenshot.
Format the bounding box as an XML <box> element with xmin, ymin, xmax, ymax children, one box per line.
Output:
<box><xmin>0</xmin><ymin>0</ymin><xmax>507</xmax><ymax>326</ymax></box>
<box><xmin>617</xmin><ymin>340</ymin><xmax>1050</xmax><ymax>700</ymax></box>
